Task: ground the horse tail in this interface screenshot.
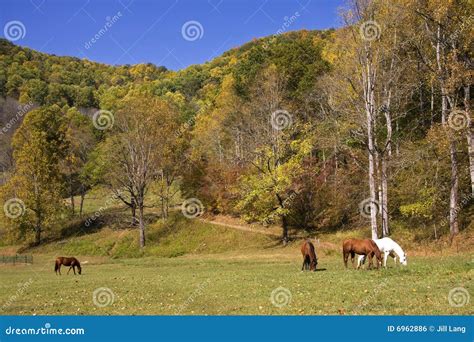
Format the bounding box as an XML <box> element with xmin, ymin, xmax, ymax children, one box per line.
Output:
<box><xmin>54</xmin><ymin>260</ymin><xmax>59</xmax><ymax>272</ymax></box>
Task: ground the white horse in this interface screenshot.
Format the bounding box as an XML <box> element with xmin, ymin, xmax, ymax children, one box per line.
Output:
<box><xmin>357</xmin><ymin>237</ymin><xmax>407</xmax><ymax>268</ymax></box>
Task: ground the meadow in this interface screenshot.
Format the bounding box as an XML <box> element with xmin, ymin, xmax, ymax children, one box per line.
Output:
<box><xmin>0</xmin><ymin>233</ymin><xmax>472</xmax><ymax>315</ymax></box>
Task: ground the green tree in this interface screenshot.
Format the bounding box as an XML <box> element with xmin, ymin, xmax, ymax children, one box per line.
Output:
<box><xmin>3</xmin><ymin>105</ymin><xmax>67</xmax><ymax>245</ymax></box>
<box><xmin>62</xmin><ymin>107</ymin><xmax>97</xmax><ymax>216</ymax></box>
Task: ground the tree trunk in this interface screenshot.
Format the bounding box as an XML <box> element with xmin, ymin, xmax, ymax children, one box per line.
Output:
<box><xmin>368</xmin><ymin>137</ymin><xmax>379</xmax><ymax>239</ymax></box>
<box><xmin>449</xmin><ymin>140</ymin><xmax>459</xmax><ymax>236</ymax></box>
<box><xmin>464</xmin><ymin>85</ymin><xmax>473</xmax><ymax>196</ymax></box>
<box><xmin>436</xmin><ymin>24</ymin><xmax>459</xmax><ymax>237</ymax></box>
<box><xmin>79</xmin><ymin>192</ymin><xmax>85</xmax><ymax>218</ymax></box>
<box><xmin>138</xmin><ymin>204</ymin><xmax>145</xmax><ymax>248</ymax></box>
<box><xmin>430</xmin><ymin>80</ymin><xmax>435</xmax><ymax>126</ymax></box>
<box><xmin>376</xmin><ymin>152</ymin><xmax>383</xmax><ymax>231</ymax></box>
<box><xmin>34</xmin><ymin>210</ymin><xmax>42</xmax><ymax>245</ymax></box>
<box><xmin>364</xmin><ymin>49</ymin><xmax>379</xmax><ymax>240</ymax></box>
<box><xmin>442</xmin><ymin>91</ymin><xmax>459</xmax><ymax>236</ymax></box>
<box><xmin>381</xmin><ymin>100</ymin><xmax>392</xmax><ymax>237</ymax></box>
<box><xmin>70</xmin><ymin>193</ymin><xmax>75</xmax><ymax>215</ymax></box>
<box><xmin>381</xmin><ymin>156</ymin><xmax>389</xmax><ymax>237</ymax></box>
<box><xmin>34</xmin><ymin>214</ymin><xmax>41</xmax><ymax>246</ymax></box>
<box><xmin>131</xmin><ymin>197</ymin><xmax>137</xmax><ymax>226</ymax></box>
<box><xmin>164</xmin><ymin>197</ymin><xmax>169</xmax><ymax>219</ymax></box>
<box><xmin>281</xmin><ymin>215</ymin><xmax>289</xmax><ymax>246</ymax></box>
<box><xmin>160</xmin><ymin>196</ymin><xmax>165</xmax><ymax>220</ymax></box>
<box><xmin>34</xmin><ymin>227</ymin><xmax>41</xmax><ymax>246</ymax></box>
<box><xmin>276</xmin><ymin>193</ymin><xmax>289</xmax><ymax>245</ymax></box>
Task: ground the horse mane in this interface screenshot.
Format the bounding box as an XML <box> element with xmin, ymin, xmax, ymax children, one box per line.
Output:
<box><xmin>391</xmin><ymin>240</ymin><xmax>405</xmax><ymax>258</ymax></box>
<box><xmin>371</xmin><ymin>240</ymin><xmax>382</xmax><ymax>259</ymax></box>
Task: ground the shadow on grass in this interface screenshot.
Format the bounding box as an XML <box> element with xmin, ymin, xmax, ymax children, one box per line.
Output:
<box><xmin>19</xmin><ymin>206</ymin><xmax>162</xmax><ymax>253</ymax></box>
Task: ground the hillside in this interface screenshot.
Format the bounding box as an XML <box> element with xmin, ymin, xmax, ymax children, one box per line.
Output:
<box><xmin>0</xmin><ymin>29</ymin><xmax>332</xmax><ymax>180</ymax></box>
<box><xmin>0</xmin><ymin>2</ymin><xmax>472</xmax><ymax>252</ymax></box>
<box><xmin>0</xmin><ymin>29</ymin><xmax>330</xmax><ymax>108</ymax></box>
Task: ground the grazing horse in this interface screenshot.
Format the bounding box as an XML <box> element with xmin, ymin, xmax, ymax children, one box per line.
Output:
<box><xmin>301</xmin><ymin>240</ymin><xmax>318</xmax><ymax>271</ymax></box>
<box><xmin>54</xmin><ymin>257</ymin><xmax>82</xmax><ymax>275</ymax></box>
<box><xmin>342</xmin><ymin>238</ymin><xmax>382</xmax><ymax>269</ymax></box>
<box><xmin>357</xmin><ymin>237</ymin><xmax>407</xmax><ymax>268</ymax></box>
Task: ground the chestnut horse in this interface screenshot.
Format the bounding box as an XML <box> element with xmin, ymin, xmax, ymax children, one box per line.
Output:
<box><xmin>301</xmin><ymin>240</ymin><xmax>318</xmax><ymax>271</ymax></box>
<box><xmin>342</xmin><ymin>239</ymin><xmax>382</xmax><ymax>269</ymax></box>
<box><xmin>54</xmin><ymin>257</ymin><xmax>82</xmax><ymax>275</ymax></box>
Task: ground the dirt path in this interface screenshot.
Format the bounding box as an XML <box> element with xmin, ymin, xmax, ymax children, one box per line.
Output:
<box><xmin>198</xmin><ymin>216</ymin><xmax>340</xmax><ymax>251</ymax></box>
<box><xmin>198</xmin><ymin>217</ymin><xmax>281</xmax><ymax>237</ymax></box>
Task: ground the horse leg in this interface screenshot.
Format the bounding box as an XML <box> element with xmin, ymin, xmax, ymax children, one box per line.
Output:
<box><xmin>302</xmin><ymin>257</ymin><xmax>308</xmax><ymax>271</ymax></box>
<box><xmin>343</xmin><ymin>252</ymin><xmax>349</xmax><ymax>268</ymax></box>
<box><xmin>357</xmin><ymin>255</ymin><xmax>364</xmax><ymax>269</ymax></box>
<box><xmin>67</xmin><ymin>266</ymin><xmax>72</xmax><ymax>275</ymax></box>
<box><xmin>383</xmin><ymin>253</ymin><xmax>389</xmax><ymax>268</ymax></box>
<box><xmin>351</xmin><ymin>252</ymin><xmax>356</xmax><ymax>269</ymax></box>
<box><xmin>58</xmin><ymin>265</ymin><xmax>61</xmax><ymax>275</ymax></box>
<box><xmin>367</xmin><ymin>253</ymin><xmax>373</xmax><ymax>269</ymax></box>
<box><xmin>72</xmin><ymin>266</ymin><xmax>76</xmax><ymax>275</ymax></box>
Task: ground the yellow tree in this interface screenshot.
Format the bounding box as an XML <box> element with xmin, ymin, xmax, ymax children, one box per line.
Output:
<box><xmin>2</xmin><ymin>105</ymin><xmax>67</xmax><ymax>245</ymax></box>
<box><xmin>410</xmin><ymin>0</ymin><xmax>473</xmax><ymax>236</ymax></box>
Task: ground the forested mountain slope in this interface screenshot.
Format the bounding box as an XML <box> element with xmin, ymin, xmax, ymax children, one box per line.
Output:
<box><xmin>0</xmin><ymin>0</ymin><xmax>472</xmax><ymax>248</ymax></box>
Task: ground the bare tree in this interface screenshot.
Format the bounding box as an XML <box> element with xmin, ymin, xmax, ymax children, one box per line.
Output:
<box><xmin>103</xmin><ymin>96</ymin><xmax>178</xmax><ymax>247</ymax></box>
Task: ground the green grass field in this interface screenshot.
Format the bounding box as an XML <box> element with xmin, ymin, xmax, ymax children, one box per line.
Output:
<box><xmin>0</xmin><ymin>188</ymin><xmax>472</xmax><ymax>315</ymax></box>
<box><xmin>0</xmin><ymin>249</ymin><xmax>472</xmax><ymax>315</ymax></box>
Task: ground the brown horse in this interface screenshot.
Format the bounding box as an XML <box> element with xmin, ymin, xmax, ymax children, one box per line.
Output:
<box><xmin>342</xmin><ymin>239</ymin><xmax>382</xmax><ymax>269</ymax></box>
<box><xmin>54</xmin><ymin>257</ymin><xmax>82</xmax><ymax>275</ymax></box>
<box><xmin>301</xmin><ymin>240</ymin><xmax>318</xmax><ymax>271</ymax></box>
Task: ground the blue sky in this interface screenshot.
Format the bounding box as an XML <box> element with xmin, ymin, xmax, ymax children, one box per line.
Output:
<box><xmin>1</xmin><ymin>0</ymin><xmax>345</xmax><ymax>70</ymax></box>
